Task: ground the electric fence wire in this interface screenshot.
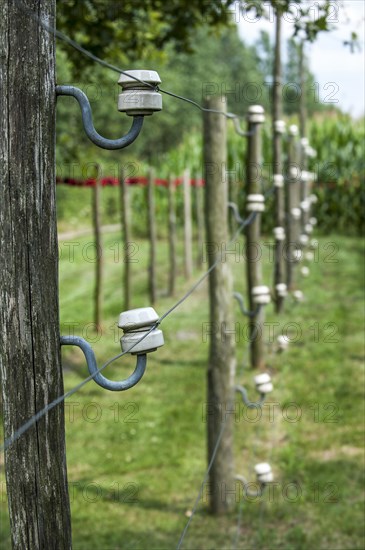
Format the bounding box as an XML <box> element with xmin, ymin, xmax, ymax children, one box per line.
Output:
<box><xmin>2</xmin><ymin>2</ymin><xmax>274</xmax><ymax>454</ymax></box>
<box><xmin>175</xmin><ymin>418</ymin><xmax>228</xmax><ymax>550</ymax></box>
<box><xmin>15</xmin><ymin>0</ymin><xmax>246</xmax><ymax>122</ymax></box>
<box><xmin>0</xmin><ymin>201</ymin><xmax>265</xmax><ymax>454</ymax></box>
<box><xmin>5</xmin><ymin>5</ymin><xmax>281</xmax><ymax>541</ymax></box>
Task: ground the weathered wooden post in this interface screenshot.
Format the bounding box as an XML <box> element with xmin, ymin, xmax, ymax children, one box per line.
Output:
<box><xmin>195</xmin><ymin>176</ymin><xmax>204</xmax><ymax>269</ymax></box>
<box><xmin>168</xmin><ymin>174</ymin><xmax>177</xmax><ymax>296</ymax></box>
<box><xmin>203</xmin><ymin>97</ymin><xmax>236</xmax><ymax>514</ymax></box>
<box><xmin>92</xmin><ymin>175</ymin><xmax>103</xmax><ymax>328</ymax></box>
<box><xmin>300</xmin><ymin>138</ymin><xmax>311</xmax><ymax>237</ymax></box>
<box><xmin>272</xmin><ymin>9</ymin><xmax>287</xmax><ymax>313</ymax></box>
<box><xmin>148</xmin><ymin>168</ymin><xmax>157</xmax><ymax>304</ymax></box>
<box><xmin>183</xmin><ymin>168</ymin><xmax>193</xmax><ymax>279</ymax></box>
<box><xmin>299</xmin><ymin>40</ymin><xmax>307</xmax><ymax>139</ymax></box>
<box><xmin>286</xmin><ymin>124</ymin><xmax>301</xmax><ymax>290</ymax></box>
<box><xmin>245</xmin><ymin>106</ymin><xmax>267</xmax><ymax>369</ymax></box>
<box><xmin>0</xmin><ymin>1</ymin><xmax>72</xmax><ymax>546</ymax></box>
<box><xmin>120</xmin><ymin>169</ymin><xmax>132</xmax><ymax>309</ymax></box>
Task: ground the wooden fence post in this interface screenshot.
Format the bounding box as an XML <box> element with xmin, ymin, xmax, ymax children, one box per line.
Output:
<box><xmin>286</xmin><ymin>125</ymin><xmax>300</xmax><ymax>290</ymax></box>
<box><xmin>300</xmin><ymin>139</ymin><xmax>309</xmax><ymax>235</ymax></box>
<box><xmin>92</xmin><ymin>175</ymin><xmax>103</xmax><ymax>328</ymax></box>
<box><xmin>148</xmin><ymin>168</ymin><xmax>157</xmax><ymax>304</ymax></box>
<box><xmin>168</xmin><ymin>174</ymin><xmax>177</xmax><ymax>296</ymax></box>
<box><xmin>203</xmin><ymin>97</ymin><xmax>236</xmax><ymax>514</ymax></box>
<box><xmin>183</xmin><ymin>168</ymin><xmax>193</xmax><ymax>279</ymax></box>
<box><xmin>195</xmin><ymin>176</ymin><xmax>204</xmax><ymax>269</ymax></box>
<box><xmin>272</xmin><ymin>10</ymin><xmax>286</xmax><ymax>313</ymax></box>
<box><xmin>0</xmin><ymin>1</ymin><xmax>72</xmax><ymax>546</ymax></box>
<box><xmin>299</xmin><ymin>40</ymin><xmax>307</xmax><ymax>139</ymax></box>
<box><xmin>246</xmin><ymin>106</ymin><xmax>266</xmax><ymax>369</ymax></box>
<box><xmin>120</xmin><ymin>169</ymin><xmax>131</xmax><ymax>309</ymax></box>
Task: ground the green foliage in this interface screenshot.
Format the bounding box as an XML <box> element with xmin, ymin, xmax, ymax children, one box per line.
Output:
<box><xmin>309</xmin><ymin>115</ymin><xmax>365</xmax><ymax>235</ymax></box>
<box><xmin>56</xmin><ymin>0</ymin><xmax>235</xmax><ymax>76</ymax></box>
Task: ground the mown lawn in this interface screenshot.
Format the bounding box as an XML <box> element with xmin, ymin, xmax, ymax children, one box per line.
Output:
<box><xmin>1</xmin><ymin>231</ymin><xmax>364</xmax><ymax>549</ymax></box>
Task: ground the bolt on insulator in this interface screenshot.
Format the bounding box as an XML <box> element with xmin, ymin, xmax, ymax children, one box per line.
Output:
<box><xmin>274</xmin><ymin>119</ymin><xmax>286</xmax><ymax>134</ymax></box>
<box><xmin>277</xmin><ymin>334</ymin><xmax>290</xmax><ymax>351</ymax></box>
<box><xmin>276</xmin><ymin>283</ymin><xmax>287</xmax><ymax>297</ymax></box>
<box><xmin>293</xmin><ymin>290</ymin><xmax>304</xmax><ymax>302</ymax></box>
<box><xmin>255</xmin><ymin>463</ymin><xmax>274</xmax><ymax>484</ymax></box>
<box><xmin>247</xmin><ymin>104</ymin><xmax>265</xmax><ymax>124</ymax></box>
<box><xmin>293</xmin><ymin>248</ymin><xmax>302</xmax><ymax>262</ymax></box>
<box><xmin>291</xmin><ymin>207</ymin><xmax>301</xmax><ymax>220</ymax></box>
<box><xmin>289</xmin><ymin>124</ymin><xmax>298</xmax><ymax>136</ymax></box>
<box><xmin>118</xmin><ymin>307</ymin><xmax>164</xmax><ymax>355</ymax></box>
<box><xmin>118</xmin><ymin>70</ymin><xmax>162</xmax><ymax>116</ymax></box>
<box><xmin>305</xmin><ymin>223</ymin><xmax>313</xmax><ymax>234</ymax></box>
<box><xmin>254</xmin><ymin>373</ymin><xmax>273</xmax><ymax>394</ymax></box>
<box><xmin>305</xmin><ymin>251</ymin><xmax>315</xmax><ymax>262</ymax></box>
<box><xmin>246</xmin><ymin>194</ymin><xmax>265</xmax><ymax>212</ymax></box>
<box><xmin>309</xmin><ymin>217</ymin><xmax>317</xmax><ymax>226</ymax></box>
<box><xmin>301</xmin><ymin>266</ymin><xmax>310</xmax><ymax>277</ymax></box>
<box><xmin>300</xmin><ymin>234</ymin><xmax>309</xmax><ymax>246</ymax></box>
<box><xmin>273</xmin><ymin>174</ymin><xmax>284</xmax><ymax>188</ymax></box>
<box><xmin>300</xmin><ymin>200</ymin><xmax>310</xmax><ymax>212</ymax></box>
<box><xmin>273</xmin><ymin>226</ymin><xmax>285</xmax><ymax>241</ymax></box>
<box><xmin>310</xmin><ymin>239</ymin><xmax>318</xmax><ymax>250</ymax></box>
<box><xmin>252</xmin><ymin>285</ymin><xmax>271</xmax><ymax>305</ymax></box>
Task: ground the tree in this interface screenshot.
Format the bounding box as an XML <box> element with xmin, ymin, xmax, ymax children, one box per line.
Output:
<box><xmin>0</xmin><ymin>1</ymin><xmax>72</xmax><ymax>546</ymax></box>
<box><xmin>56</xmin><ymin>0</ymin><xmax>236</xmax><ymax>75</ymax></box>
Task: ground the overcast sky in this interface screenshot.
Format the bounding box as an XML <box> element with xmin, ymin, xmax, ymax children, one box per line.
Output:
<box><xmin>235</xmin><ymin>0</ymin><xmax>365</xmax><ymax>118</ymax></box>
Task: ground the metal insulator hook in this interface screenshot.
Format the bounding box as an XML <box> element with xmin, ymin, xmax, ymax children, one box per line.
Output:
<box><xmin>235</xmin><ymin>373</ymin><xmax>273</xmax><ymax>408</ymax></box>
<box><xmin>60</xmin><ymin>308</ymin><xmax>164</xmax><ymax>392</ymax></box>
<box><xmin>233</xmin><ymin>291</ymin><xmax>261</xmax><ymax>319</ymax></box>
<box><xmin>56</xmin><ymin>69</ymin><xmax>162</xmax><ymax>150</ymax></box>
<box><xmin>228</xmin><ymin>202</ymin><xmax>245</xmax><ymax>225</ymax></box>
<box><xmin>56</xmin><ymin>86</ymin><xmax>144</xmax><ymax>150</ymax></box>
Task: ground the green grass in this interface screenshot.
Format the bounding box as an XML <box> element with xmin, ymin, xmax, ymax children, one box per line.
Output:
<box><xmin>1</xmin><ymin>231</ymin><xmax>364</xmax><ymax>549</ymax></box>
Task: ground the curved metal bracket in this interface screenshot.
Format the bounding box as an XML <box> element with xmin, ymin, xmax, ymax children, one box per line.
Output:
<box><xmin>56</xmin><ymin>85</ymin><xmax>144</xmax><ymax>150</ymax></box>
<box><xmin>60</xmin><ymin>335</ymin><xmax>147</xmax><ymax>391</ymax></box>
<box><xmin>228</xmin><ymin>202</ymin><xmax>245</xmax><ymax>225</ymax></box>
<box><xmin>232</xmin><ymin>117</ymin><xmax>255</xmax><ymax>138</ymax></box>
<box><xmin>233</xmin><ymin>291</ymin><xmax>261</xmax><ymax>319</ymax></box>
<box><xmin>235</xmin><ymin>385</ymin><xmax>266</xmax><ymax>409</ymax></box>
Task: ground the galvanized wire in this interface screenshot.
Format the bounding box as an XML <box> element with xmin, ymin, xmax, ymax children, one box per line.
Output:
<box><xmin>176</xmin><ymin>418</ymin><xmax>228</xmax><ymax>550</ymax></box>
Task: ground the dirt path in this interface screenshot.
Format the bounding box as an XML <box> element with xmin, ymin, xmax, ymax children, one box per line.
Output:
<box><xmin>58</xmin><ymin>223</ymin><xmax>120</xmax><ymax>241</ymax></box>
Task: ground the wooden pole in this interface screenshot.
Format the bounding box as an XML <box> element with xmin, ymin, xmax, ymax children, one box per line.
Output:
<box><xmin>246</xmin><ymin>106</ymin><xmax>266</xmax><ymax>369</ymax></box>
<box><xmin>286</xmin><ymin>125</ymin><xmax>300</xmax><ymax>290</ymax></box>
<box><xmin>299</xmin><ymin>40</ymin><xmax>307</xmax><ymax>139</ymax></box>
<box><xmin>0</xmin><ymin>1</ymin><xmax>71</xmax><ymax>546</ymax></box>
<box><xmin>120</xmin><ymin>169</ymin><xmax>131</xmax><ymax>309</ymax></box>
<box><xmin>300</xmin><ymin>139</ymin><xmax>309</xmax><ymax>234</ymax></box>
<box><xmin>203</xmin><ymin>97</ymin><xmax>236</xmax><ymax>514</ymax></box>
<box><xmin>183</xmin><ymin>168</ymin><xmax>193</xmax><ymax>279</ymax></box>
<box><xmin>195</xmin><ymin>176</ymin><xmax>204</xmax><ymax>269</ymax></box>
<box><xmin>168</xmin><ymin>174</ymin><xmax>177</xmax><ymax>296</ymax></box>
<box><xmin>272</xmin><ymin>10</ymin><xmax>286</xmax><ymax>313</ymax></box>
<box><xmin>92</xmin><ymin>175</ymin><xmax>103</xmax><ymax>328</ymax></box>
<box><xmin>148</xmin><ymin>168</ymin><xmax>157</xmax><ymax>304</ymax></box>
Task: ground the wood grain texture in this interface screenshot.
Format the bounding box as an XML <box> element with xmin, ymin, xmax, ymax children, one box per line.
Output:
<box><xmin>203</xmin><ymin>98</ymin><xmax>236</xmax><ymax>514</ymax></box>
<box><xmin>0</xmin><ymin>1</ymin><xmax>72</xmax><ymax>547</ymax></box>
<box><xmin>92</xmin><ymin>177</ymin><xmax>103</xmax><ymax>328</ymax></box>
<box><xmin>246</xmin><ymin>110</ymin><xmax>265</xmax><ymax>369</ymax></box>
<box><xmin>273</xmin><ymin>11</ymin><xmax>286</xmax><ymax>313</ymax></box>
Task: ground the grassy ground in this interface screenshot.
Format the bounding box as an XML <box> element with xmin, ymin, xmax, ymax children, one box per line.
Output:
<box><xmin>0</xmin><ymin>231</ymin><xmax>364</xmax><ymax>549</ymax></box>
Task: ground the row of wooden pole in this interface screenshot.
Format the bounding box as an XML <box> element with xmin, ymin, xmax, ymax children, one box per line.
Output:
<box><xmin>204</xmin><ymin>95</ymin><xmax>315</xmax><ymax>513</ymax></box>
<box><xmin>91</xmin><ymin>169</ymin><xmax>206</xmax><ymax>327</ymax></box>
